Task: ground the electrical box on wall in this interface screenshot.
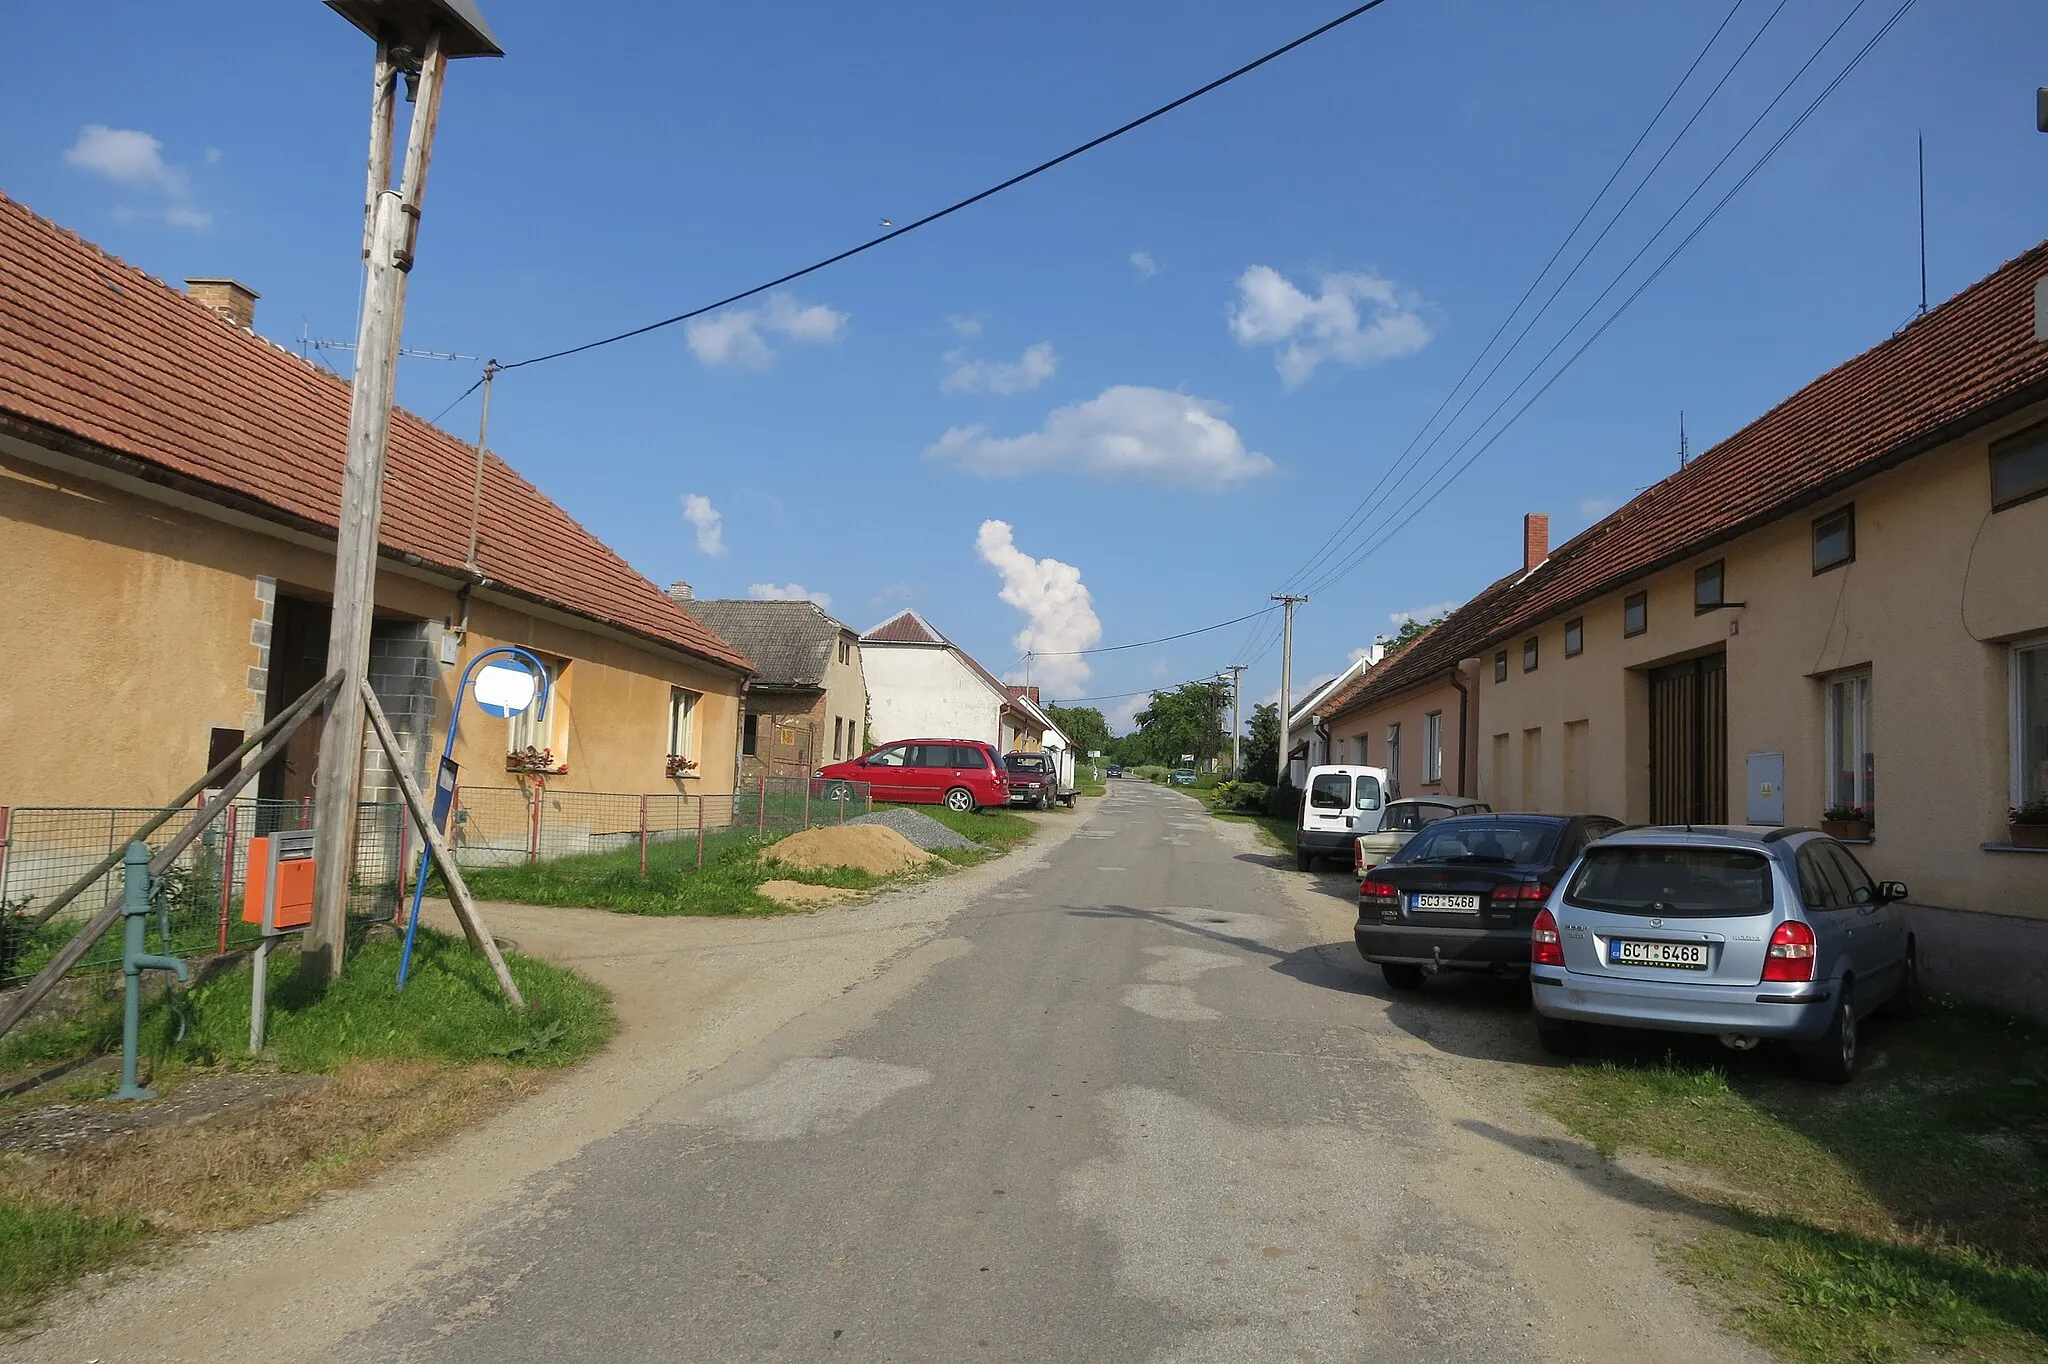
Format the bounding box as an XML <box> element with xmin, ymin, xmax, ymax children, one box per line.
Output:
<box><xmin>1745</xmin><ymin>751</ymin><xmax>1785</xmax><ymax>826</ymax></box>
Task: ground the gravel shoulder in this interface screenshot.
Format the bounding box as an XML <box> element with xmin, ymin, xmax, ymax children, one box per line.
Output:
<box><xmin>10</xmin><ymin>812</ymin><xmax>1078</xmax><ymax>1364</ymax></box>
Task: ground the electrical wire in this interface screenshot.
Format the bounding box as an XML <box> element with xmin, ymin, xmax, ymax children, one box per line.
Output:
<box><xmin>1278</xmin><ymin>0</ymin><xmax>1763</xmax><ymax>595</ymax></box>
<box><xmin>1298</xmin><ymin>0</ymin><xmax>1918</xmax><ymax>597</ymax></box>
<box><xmin>1028</xmin><ymin>605</ymin><xmax>1278</xmax><ymax>657</ymax></box>
<box><xmin>495</xmin><ymin>0</ymin><xmax>1396</xmax><ymax>372</ymax></box>
<box><xmin>428</xmin><ymin>374</ymin><xmax>485</xmax><ymax>426</ymax></box>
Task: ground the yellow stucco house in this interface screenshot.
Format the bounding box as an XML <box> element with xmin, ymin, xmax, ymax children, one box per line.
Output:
<box><xmin>1458</xmin><ymin>238</ymin><xmax>2048</xmax><ymax>1018</ymax></box>
<box><xmin>0</xmin><ymin>192</ymin><xmax>752</xmax><ymax>820</ymax></box>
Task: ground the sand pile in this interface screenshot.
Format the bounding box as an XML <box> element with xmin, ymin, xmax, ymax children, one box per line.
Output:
<box><xmin>766</xmin><ymin>825</ymin><xmax>937</xmax><ymax>877</ymax></box>
<box><xmin>757</xmin><ymin>880</ymin><xmax>855</xmax><ymax>908</ymax></box>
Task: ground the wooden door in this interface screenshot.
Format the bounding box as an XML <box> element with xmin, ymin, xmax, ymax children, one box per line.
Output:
<box><xmin>1649</xmin><ymin>652</ymin><xmax>1727</xmax><ymax>825</ymax></box>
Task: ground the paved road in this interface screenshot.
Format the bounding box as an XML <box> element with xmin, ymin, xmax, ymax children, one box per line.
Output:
<box><xmin>337</xmin><ymin>784</ymin><xmax>1748</xmax><ymax>1364</ymax></box>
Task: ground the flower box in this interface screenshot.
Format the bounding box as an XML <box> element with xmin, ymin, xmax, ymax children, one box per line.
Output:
<box><xmin>665</xmin><ymin>754</ymin><xmax>700</xmax><ymax>780</ymax></box>
<box><xmin>1820</xmin><ymin>819</ymin><xmax>1871</xmax><ymax>840</ymax></box>
<box><xmin>2009</xmin><ymin>822</ymin><xmax>2048</xmax><ymax>849</ymax></box>
<box><xmin>507</xmin><ymin>746</ymin><xmax>565</xmax><ymax>775</ymax></box>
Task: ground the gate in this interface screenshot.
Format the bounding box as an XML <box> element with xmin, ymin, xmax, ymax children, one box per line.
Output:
<box><xmin>1649</xmin><ymin>652</ymin><xmax>1727</xmax><ymax>825</ymax></box>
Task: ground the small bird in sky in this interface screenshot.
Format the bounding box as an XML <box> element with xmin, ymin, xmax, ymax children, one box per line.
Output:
<box><xmin>879</xmin><ymin>218</ymin><xmax>893</xmax><ymax>228</ymax></box>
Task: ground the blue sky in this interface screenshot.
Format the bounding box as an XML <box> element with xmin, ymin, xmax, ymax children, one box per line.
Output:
<box><xmin>7</xmin><ymin>0</ymin><xmax>2045</xmax><ymax>730</ymax></box>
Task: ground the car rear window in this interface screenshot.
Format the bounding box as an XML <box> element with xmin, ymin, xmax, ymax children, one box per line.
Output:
<box><xmin>1564</xmin><ymin>846</ymin><xmax>1774</xmax><ymax>917</ymax></box>
<box><xmin>1395</xmin><ymin>818</ymin><xmax>1558</xmax><ymax>865</ymax></box>
<box><xmin>1352</xmin><ymin>775</ymin><xmax>1382</xmax><ymax>810</ymax></box>
<box><xmin>1005</xmin><ymin>754</ymin><xmax>1047</xmax><ymax>772</ymax></box>
<box><xmin>1309</xmin><ymin>773</ymin><xmax>1350</xmax><ymax>809</ymax></box>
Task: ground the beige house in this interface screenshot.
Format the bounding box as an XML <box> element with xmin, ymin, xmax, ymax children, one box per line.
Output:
<box><xmin>1460</xmin><ymin>239</ymin><xmax>2048</xmax><ymax>1018</ymax></box>
<box><xmin>0</xmin><ymin>192</ymin><xmax>752</xmax><ymax>815</ymax></box>
<box><xmin>673</xmin><ymin>594</ymin><xmax>868</xmax><ymax>780</ymax></box>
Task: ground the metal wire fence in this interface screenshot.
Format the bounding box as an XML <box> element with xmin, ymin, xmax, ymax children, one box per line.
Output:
<box><xmin>0</xmin><ymin>799</ymin><xmax>405</xmax><ymax>988</ymax></box>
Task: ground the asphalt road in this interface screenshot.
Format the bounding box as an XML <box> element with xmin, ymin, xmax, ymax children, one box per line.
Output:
<box><xmin>335</xmin><ymin>783</ymin><xmax>1747</xmax><ymax>1364</ymax></box>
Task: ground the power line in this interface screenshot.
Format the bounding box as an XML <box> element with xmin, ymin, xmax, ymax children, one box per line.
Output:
<box><xmin>1278</xmin><ymin>0</ymin><xmax>1761</xmax><ymax>595</ymax></box>
<box><xmin>428</xmin><ymin>373</ymin><xmax>485</xmax><ymax>426</ymax></box>
<box><xmin>1029</xmin><ymin>605</ymin><xmax>1279</xmax><ymax>657</ymax></box>
<box><xmin>1298</xmin><ymin>0</ymin><xmax>1917</xmax><ymax>596</ymax></box>
<box><xmin>496</xmin><ymin>0</ymin><xmax>1397</xmax><ymax>373</ymax></box>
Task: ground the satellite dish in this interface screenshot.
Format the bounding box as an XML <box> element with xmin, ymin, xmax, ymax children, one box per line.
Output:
<box><xmin>473</xmin><ymin>660</ymin><xmax>539</xmax><ymax>718</ymax></box>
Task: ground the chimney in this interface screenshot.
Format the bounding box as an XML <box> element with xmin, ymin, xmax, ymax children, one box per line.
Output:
<box><xmin>666</xmin><ymin>581</ymin><xmax>693</xmax><ymax>603</ymax></box>
<box><xmin>1522</xmin><ymin>513</ymin><xmax>1550</xmax><ymax>573</ymax></box>
<box><xmin>184</xmin><ymin>278</ymin><xmax>259</xmax><ymax>330</ymax></box>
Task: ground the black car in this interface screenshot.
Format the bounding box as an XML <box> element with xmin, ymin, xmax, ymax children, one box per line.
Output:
<box><xmin>1355</xmin><ymin>813</ymin><xmax>1623</xmax><ymax>991</ymax></box>
<box><xmin>1105</xmin><ymin>765</ymin><xmax>1123</xmax><ymax>779</ymax></box>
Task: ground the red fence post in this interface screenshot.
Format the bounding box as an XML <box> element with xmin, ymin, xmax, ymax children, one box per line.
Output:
<box><xmin>528</xmin><ymin>783</ymin><xmax>541</xmax><ymax>866</ymax></box>
<box><xmin>300</xmin><ymin>796</ymin><xmax>311</xmax><ymax>829</ymax></box>
<box><xmin>216</xmin><ymin>802</ymin><xmax>239</xmax><ymax>954</ymax></box>
<box><xmin>803</xmin><ymin>780</ymin><xmax>811</xmax><ymax>831</ymax></box>
<box><xmin>696</xmin><ymin>793</ymin><xmax>706</xmax><ymax>869</ymax></box>
<box><xmin>638</xmin><ymin>794</ymin><xmax>649</xmax><ymax>878</ymax></box>
<box><xmin>0</xmin><ymin>806</ymin><xmax>11</xmax><ymax>906</ymax></box>
<box><xmin>757</xmin><ymin>776</ymin><xmax>767</xmax><ymax>836</ymax></box>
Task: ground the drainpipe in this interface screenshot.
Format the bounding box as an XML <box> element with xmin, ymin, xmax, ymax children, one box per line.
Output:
<box><xmin>1453</xmin><ymin>658</ymin><xmax>1482</xmax><ymax>797</ymax></box>
<box><xmin>733</xmin><ymin>678</ymin><xmax>751</xmax><ymax>793</ymax></box>
<box><xmin>1314</xmin><ymin>715</ymin><xmax>1331</xmax><ymax>767</ymax></box>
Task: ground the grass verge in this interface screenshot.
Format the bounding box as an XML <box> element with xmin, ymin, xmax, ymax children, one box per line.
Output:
<box><xmin>0</xmin><ymin>929</ymin><xmax>616</xmax><ymax>1330</ymax></box>
<box><xmin>1535</xmin><ymin>1001</ymin><xmax>2048</xmax><ymax>1362</ymax></box>
<box><xmin>1183</xmin><ymin>783</ymin><xmax>1295</xmax><ymax>855</ymax></box>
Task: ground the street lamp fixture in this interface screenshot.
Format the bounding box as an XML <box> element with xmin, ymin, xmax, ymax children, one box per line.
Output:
<box><xmin>325</xmin><ymin>0</ymin><xmax>503</xmax><ymax>59</ymax></box>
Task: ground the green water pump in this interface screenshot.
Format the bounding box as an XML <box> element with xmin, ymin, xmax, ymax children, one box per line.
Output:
<box><xmin>112</xmin><ymin>841</ymin><xmax>189</xmax><ymax>1102</ymax></box>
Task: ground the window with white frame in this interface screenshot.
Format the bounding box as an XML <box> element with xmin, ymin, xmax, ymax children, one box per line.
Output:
<box><xmin>2016</xmin><ymin>639</ymin><xmax>2048</xmax><ymax>808</ymax></box>
<box><xmin>1825</xmin><ymin>671</ymin><xmax>1873</xmax><ymax>817</ymax></box>
<box><xmin>1353</xmin><ymin>735</ymin><xmax>1369</xmax><ymax>765</ymax></box>
<box><xmin>668</xmin><ymin>687</ymin><xmax>699</xmax><ymax>758</ymax></box>
<box><xmin>1424</xmin><ymin>711</ymin><xmax>1444</xmax><ymax>783</ymax></box>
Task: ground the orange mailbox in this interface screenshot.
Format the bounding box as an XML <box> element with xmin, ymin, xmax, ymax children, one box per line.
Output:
<box><xmin>242</xmin><ymin>829</ymin><xmax>317</xmax><ymax>932</ymax></box>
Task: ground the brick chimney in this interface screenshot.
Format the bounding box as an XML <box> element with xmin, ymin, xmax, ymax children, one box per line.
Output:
<box><xmin>1007</xmin><ymin>685</ymin><xmax>1042</xmax><ymax>704</ymax></box>
<box><xmin>184</xmin><ymin>278</ymin><xmax>258</xmax><ymax>330</ymax></box>
<box><xmin>666</xmin><ymin>581</ymin><xmax>693</xmax><ymax>603</ymax></box>
<box><xmin>1522</xmin><ymin>513</ymin><xmax>1550</xmax><ymax>573</ymax></box>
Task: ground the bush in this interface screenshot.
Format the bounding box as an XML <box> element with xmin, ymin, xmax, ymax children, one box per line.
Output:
<box><xmin>1212</xmin><ymin>780</ymin><xmax>1271</xmax><ymax>814</ymax></box>
<box><xmin>1263</xmin><ymin>779</ymin><xmax>1302</xmax><ymax>821</ymax></box>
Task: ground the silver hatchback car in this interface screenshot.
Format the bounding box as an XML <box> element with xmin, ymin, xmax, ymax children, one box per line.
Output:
<box><xmin>1528</xmin><ymin>826</ymin><xmax>1914</xmax><ymax>1082</ymax></box>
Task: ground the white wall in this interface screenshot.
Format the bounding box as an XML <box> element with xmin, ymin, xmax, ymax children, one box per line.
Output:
<box><xmin>860</xmin><ymin>644</ymin><xmax>1000</xmax><ymax>746</ymax></box>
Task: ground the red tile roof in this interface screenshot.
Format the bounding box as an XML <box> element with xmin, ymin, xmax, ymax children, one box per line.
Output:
<box><xmin>1332</xmin><ymin>233</ymin><xmax>2048</xmax><ymax>715</ymax></box>
<box><xmin>861</xmin><ymin>609</ymin><xmax>947</xmax><ymax>645</ymax></box>
<box><xmin>0</xmin><ymin>192</ymin><xmax>751</xmax><ymax>674</ymax></box>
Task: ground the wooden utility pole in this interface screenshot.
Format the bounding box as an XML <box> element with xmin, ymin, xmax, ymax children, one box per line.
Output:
<box><xmin>1271</xmin><ymin>595</ymin><xmax>1307</xmax><ymax>786</ymax></box>
<box><xmin>305</xmin><ymin>0</ymin><xmax>506</xmax><ymax>986</ymax></box>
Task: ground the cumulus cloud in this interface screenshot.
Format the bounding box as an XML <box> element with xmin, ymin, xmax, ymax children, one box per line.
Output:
<box><xmin>947</xmin><ymin>314</ymin><xmax>983</xmax><ymax>338</ymax></box>
<box><xmin>1389</xmin><ymin>601</ymin><xmax>1458</xmax><ymax>630</ymax></box>
<box><xmin>928</xmin><ymin>386</ymin><xmax>1274</xmax><ymax>490</ymax></box>
<box><xmin>941</xmin><ymin>341</ymin><xmax>1058</xmax><ymax>395</ymax></box>
<box><xmin>747</xmin><ymin>582</ymin><xmax>832</xmax><ymax>609</ymax></box>
<box><xmin>1230</xmin><ymin>265</ymin><xmax>1430</xmax><ymax>388</ymax></box>
<box><xmin>1130</xmin><ymin>250</ymin><xmax>1162</xmax><ymax>280</ymax></box>
<box><xmin>685</xmin><ymin>293</ymin><xmax>846</xmax><ymax>369</ymax></box>
<box><xmin>64</xmin><ymin>124</ymin><xmax>211</xmax><ymax>229</ymax></box>
<box><xmin>976</xmin><ymin>520</ymin><xmax>1102</xmax><ymax>695</ymax></box>
<box><xmin>680</xmin><ymin>493</ymin><xmax>725</xmax><ymax>556</ymax></box>
<box><xmin>1106</xmin><ymin>694</ymin><xmax>1151</xmax><ymax>734</ymax></box>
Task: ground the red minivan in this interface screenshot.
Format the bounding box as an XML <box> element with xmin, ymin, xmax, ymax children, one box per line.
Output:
<box><xmin>816</xmin><ymin>739</ymin><xmax>1009</xmax><ymax>812</ymax></box>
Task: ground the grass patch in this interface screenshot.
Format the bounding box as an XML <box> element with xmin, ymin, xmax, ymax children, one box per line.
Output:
<box><xmin>0</xmin><ymin>1197</ymin><xmax>152</xmax><ymax>1331</ymax></box>
<box><xmin>1536</xmin><ymin>1001</ymin><xmax>2048</xmax><ymax>1361</ymax></box>
<box><xmin>1183</xmin><ymin>783</ymin><xmax>1295</xmax><ymax>854</ymax></box>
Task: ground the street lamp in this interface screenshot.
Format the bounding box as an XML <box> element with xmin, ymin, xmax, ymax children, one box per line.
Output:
<box><xmin>304</xmin><ymin>0</ymin><xmax>502</xmax><ymax>986</ymax></box>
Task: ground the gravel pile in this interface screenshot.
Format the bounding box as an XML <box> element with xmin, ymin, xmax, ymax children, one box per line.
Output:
<box><xmin>846</xmin><ymin>808</ymin><xmax>985</xmax><ymax>852</ymax></box>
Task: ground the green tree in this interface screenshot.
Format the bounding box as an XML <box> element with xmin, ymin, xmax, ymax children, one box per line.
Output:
<box><xmin>1130</xmin><ymin>681</ymin><xmax>1229</xmax><ymax>768</ymax></box>
<box><xmin>1240</xmin><ymin>701</ymin><xmax>1281</xmax><ymax>781</ymax></box>
<box><xmin>1043</xmin><ymin>703</ymin><xmax>1113</xmax><ymax>759</ymax></box>
<box><xmin>1381</xmin><ymin>612</ymin><xmax>1448</xmax><ymax>659</ymax></box>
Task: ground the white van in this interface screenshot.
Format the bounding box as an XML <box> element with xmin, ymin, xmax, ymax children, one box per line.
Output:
<box><xmin>1295</xmin><ymin>764</ymin><xmax>1389</xmax><ymax>871</ymax></box>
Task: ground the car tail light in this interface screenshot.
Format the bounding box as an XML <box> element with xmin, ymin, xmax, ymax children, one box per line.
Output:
<box><xmin>1531</xmin><ymin>908</ymin><xmax>1564</xmax><ymax>966</ymax></box>
<box><xmin>1762</xmin><ymin>920</ymin><xmax>1817</xmax><ymax>982</ymax></box>
<box><xmin>1491</xmin><ymin>881</ymin><xmax>1553</xmax><ymax>904</ymax></box>
<box><xmin>1359</xmin><ymin>878</ymin><xmax>1400</xmax><ymax>909</ymax></box>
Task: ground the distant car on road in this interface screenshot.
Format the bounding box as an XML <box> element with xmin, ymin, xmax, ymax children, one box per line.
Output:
<box><xmin>1105</xmin><ymin>765</ymin><xmax>1123</xmax><ymax>779</ymax></box>
<box><xmin>1529</xmin><ymin>826</ymin><xmax>1914</xmax><ymax>1082</ymax></box>
<box><xmin>815</xmin><ymin>739</ymin><xmax>1008</xmax><ymax>813</ymax></box>
<box><xmin>1354</xmin><ymin>796</ymin><xmax>1491</xmax><ymax>875</ymax></box>
<box><xmin>1356</xmin><ymin>812</ymin><xmax>1622</xmax><ymax>991</ymax></box>
<box><xmin>1169</xmin><ymin>769</ymin><xmax>1198</xmax><ymax>786</ymax></box>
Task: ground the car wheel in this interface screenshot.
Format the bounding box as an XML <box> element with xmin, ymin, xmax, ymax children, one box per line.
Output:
<box><xmin>1797</xmin><ymin>984</ymin><xmax>1858</xmax><ymax>1084</ymax></box>
<box><xmin>1882</xmin><ymin>941</ymin><xmax>1919</xmax><ymax>1019</ymax></box>
<box><xmin>1535</xmin><ymin>1017</ymin><xmax>1587</xmax><ymax>1058</ymax></box>
<box><xmin>1295</xmin><ymin>849</ymin><xmax>1313</xmax><ymax>872</ymax></box>
<box><xmin>1039</xmin><ymin>789</ymin><xmax>1053</xmax><ymax>812</ymax></box>
<box><xmin>1381</xmin><ymin>963</ymin><xmax>1427</xmax><ymax>992</ymax></box>
<box><xmin>826</xmin><ymin>781</ymin><xmax>852</xmax><ymax>802</ymax></box>
<box><xmin>944</xmin><ymin>787</ymin><xmax>977</xmax><ymax>814</ymax></box>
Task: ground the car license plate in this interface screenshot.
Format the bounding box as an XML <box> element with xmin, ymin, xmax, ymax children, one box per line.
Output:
<box><xmin>1610</xmin><ymin>939</ymin><xmax>1709</xmax><ymax>970</ymax></box>
<box><xmin>1411</xmin><ymin>893</ymin><xmax>1479</xmax><ymax>913</ymax></box>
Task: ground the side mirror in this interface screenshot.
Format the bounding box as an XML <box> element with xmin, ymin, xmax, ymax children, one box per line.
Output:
<box><xmin>1879</xmin><ymin>880</ymin><xmax>1909</xmax><ymax>904</ymax></box>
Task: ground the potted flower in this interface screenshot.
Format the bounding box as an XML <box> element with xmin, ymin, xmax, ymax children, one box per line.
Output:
<box><xmin>2009</xmin><ymin>799</ymin><xmax>2048</xmax><ymax>849</ymax></box>
<box><xmin>506</xmin><ymin>745</ymin><xmax>562</xmax><ymax>775</ymax></box>
<box><xmin>1821</xmin><ymin>805</ymin><xmax>1872</xmax><ymax>840</ymax></box>
<box><xmin>665</xmin><ymin>754</ymin><xmax>699</xmax><ymax>780</ymax></box>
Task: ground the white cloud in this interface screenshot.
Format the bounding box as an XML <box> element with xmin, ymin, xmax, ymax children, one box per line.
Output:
<box><xmin>747</xmin><ymin>582</ymin><xmax>832</xmax><ymax>609</ymax></box>
<box><xmin>928</xmin><ymin>386</ymin><xmax>1274</xmax><ymax>490</ymax></box>
<box><xmin>976</xmin><ymin>520</ymin><xmax>1102</xmax><ymax>695</ymax></box>
<box><xmin>1388</xmin><ymin>601</ymin><xmax>1458</xmax><ymax>630</ymax></box>
<box><xmin>685</xmin><ymin>292</ymin><xmax>846</xmax><ymax>369</ymax></box>
<box><xmin>680</xmin><ymin>493</ymin><xmax>726</xmax><ymax>556</ymax></box>
<box><xmin>1106</xmin><ymin>694</ymin><xmax>1150</xmax><ymax>734</ymax></box>
<box><xmin>1229</xmin><ymin>265</ymin><xmax>1431</xmax><ymax>389</ymax></box>
<box><xmin>1580</xmin><ymin>496</ymin><xmax>1619</xmax><ymax>520</ymax></box>
<box><xmin>64</xmin><ymin>124</ymin><xmax>210</xmax><ymax>230</ymax></box>
<box><xmin>941</xmin><ymin>341</ymin><xmax>1058</xmax><ymax>395</ymax></box>
<box><xmin>947</xmin><ymin>314</ymin><xmax>983</xmax><ymax>338</ymax></box>
<box><xmin>1130</xmin><ymin>250</ymin><xmax>1161</xmax><ymax>280</ymax></box>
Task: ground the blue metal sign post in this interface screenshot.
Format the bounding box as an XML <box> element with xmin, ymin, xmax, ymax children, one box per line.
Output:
<box><xmin>398</xmin><ymin>646</ymin><xmax>550</xmax><ymax>987</ymax></box>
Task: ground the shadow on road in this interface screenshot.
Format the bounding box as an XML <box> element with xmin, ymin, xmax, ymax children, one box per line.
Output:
<box><xmin>1456</xmin><ymin>1117</ymin><xmax>1744</xmax><ymax>1226</ymax></box>
<box><xmin>1067</xmin><ymin>906</ymin><xmax>1287</xmax><ymax>961</ymax></box>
